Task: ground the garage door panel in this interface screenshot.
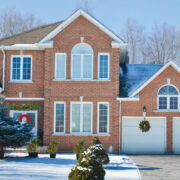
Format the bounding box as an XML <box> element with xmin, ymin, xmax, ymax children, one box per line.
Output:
<box><xmin>122</xmin><ymin>117</ymin><xmax>166</xmax><ymax>154</ymax></box>
<box><xmin>173</xmin><ymin>117</ymin><xmax>180</xmax><ymax>154</ymax></box>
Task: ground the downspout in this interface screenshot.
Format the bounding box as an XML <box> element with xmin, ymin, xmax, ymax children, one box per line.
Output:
<box><xmin>1</xmin><ymin>47</ymin><xmax>5</xmax><ymax>90</ymax></box>
<box><xmin>118</xmin><ymin>99</ymin><xmax>122</xmax><ymax>154</ymax></box>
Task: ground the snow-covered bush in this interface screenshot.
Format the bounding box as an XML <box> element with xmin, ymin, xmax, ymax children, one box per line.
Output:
<box><xmin>0</xmin><ymin>104</ymin><xmax>33</xmax><ymax>158</ymax></box>
<box><xmin>90</xmin><ymin>137</ymin><xmax>109</xmax><ymax>164</ymax></box>
<box><xmin>69</xmin><ymin>147</ymin><xmax>105</xmax><ymax>180</ymax></box>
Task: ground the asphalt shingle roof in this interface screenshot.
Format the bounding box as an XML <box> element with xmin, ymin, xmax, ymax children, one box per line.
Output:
<box><xmin>119</xmin><ymin>64</ymin><xmax>163</xmax><ymax>97</ymax></box>
<box><xmin>0</xmin><ymin>21</ymin><xmax>63</xmax><ymax>45</ymax></box>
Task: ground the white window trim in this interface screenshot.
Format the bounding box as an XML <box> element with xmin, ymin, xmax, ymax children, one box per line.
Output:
<box><xmin>157</xmin><ymin>84</ymin><xmax>180</xmax><ymax>111</ymax></box>
<box><xmin>11</xmin><ymin>55</ymin><xmax>32</xmax><ymax>81</ymax></box>
<box><xmin>54</xmin><ymin>53</ymin><xmax>67</xmax><ymax>80</ymax></box>
<box><xmin>54</xmin><ymin>101</ymin><xmax>66</xmax><ymax>134</ymax></box>
<box><xmin>97</xmin><ymin>102</ymin><xmax>110</xmax><ymax>134</ymax></box>
<box><xmin>70</xmin><ymin>102</ymin><xmax>93</xmax><ymax>134</ymax></box>
<box><xmin>9</xmin><ymin>110</ymin><xmax>38</xmax><ymax>136</ymax></box>
<box><xmin>98</xmin><ymin>53</ymin><xmax>110</xmax><ymax>80</ymax></box>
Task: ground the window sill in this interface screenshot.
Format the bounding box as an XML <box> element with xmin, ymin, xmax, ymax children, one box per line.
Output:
<box><xmin>8</xmin><ymin>80</ymin><xmax>33</xmax><ymax>83</ymax></box>
<box><xmin>52</xmin><ymin>133</ymin><xmax>111</xmax><ymax>136</ymax></box>
<box><xmin>53</xmin><ymin>79</ymin><xmax>111</xmax><ymax>82</ymax></box>
<box><xmin>153</xmin><ymin>109</ymin><xmax>180</xmax><ymax>112</ymax></box>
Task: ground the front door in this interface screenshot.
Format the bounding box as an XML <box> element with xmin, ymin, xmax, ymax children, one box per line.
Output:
<box><xmin>10</xmin><ymin>111</ymin><xmax>38</xmax><ymax>136</ymax></box>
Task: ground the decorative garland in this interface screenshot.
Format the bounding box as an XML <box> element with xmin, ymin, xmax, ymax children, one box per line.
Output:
<box><xmin>10</xmin><ymin>103</ymin><xmax>40</xmax><ymax>111</ymax></box>
<box><xmin>18</xmin><ymin>114</ymin><xmax>31</xmax><ymax>123</ymax></box>
<box><xmin>139</xmin><ymin>120</ymin><xmax>151</xmax><ymax>132</ymax></box>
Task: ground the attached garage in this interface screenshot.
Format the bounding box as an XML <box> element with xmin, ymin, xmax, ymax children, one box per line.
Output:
<box><xmin>173</xmin><ymin>117</ymin><xmax>180</xmax><ymax>154</ymax></box>
<box><xmin>122</xmin><ymin>117</ymin><xmax>166</xmax><ymax>154</ymax></box>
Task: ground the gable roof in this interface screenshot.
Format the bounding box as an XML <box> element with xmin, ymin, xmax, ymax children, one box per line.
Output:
<box><xmin>130</xmin><ymin>61</ymin><xmax>180</xmax><ymax>97</ymax></box>
<box><xmin>119</xmin><ymin>64</ymin><xmax>162</xmax><ymax>97</ymax></box>
<box><xmin>40</xmin><ymin>9</ymin><xmax>125</xmax><ymax>44</ymax></box>
<box><xmin>0</xmin><ymin>21</ymin><xmax>63</xmax><ymax>46</ymax></box>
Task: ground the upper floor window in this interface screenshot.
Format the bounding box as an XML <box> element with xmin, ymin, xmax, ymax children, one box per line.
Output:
<box><xmin>158</xmin><ymin>85</ymin><xmax>179</xmax><ymax>110</ymax></box>
<box><xmin>71</xmin><ymin>43</ymin><xmax>93</xmax><ymax>80</ymax></box>
<box><xmin>55</xmin><ymin>53</ymin><xmax>66</xmax><ymax>79</ymax></box>
<box><xmin>11</xmin><ymin>56</ymin><xmax>32</xmax><ymax>81</ymax></box>
<box><xmin>98</xmin><ymin>53</ymin><xmax>110</xmax><ymax>79</ymax></box>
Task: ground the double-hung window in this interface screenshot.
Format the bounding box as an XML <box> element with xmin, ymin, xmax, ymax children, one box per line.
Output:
<box><xmin>55</xmin><ymin>53</ymin><xmax>66</xmax><ymax>79</ymax></box>
<box><xmin>158</xmin><ymin>85</ymin><xmax>179</xmax><ymax>110</ymax></box>
<box><xmin>71</xmin><ymin>102</ymin><xmax>92</xmax><ymax>133</ymax></box>
<box><xmin>54</xmin><ymin>102</ymin><xmax>66</xmax><ymax>133</ymax></box>
<box><xmin>71</xmin><ymin>43</ymin><xmax>93</xmax><ymax>80</ymax></box>
<box><xmin>11</xmin><ymin>56</ymin><xmax>32</xmax><ymax>81</ymax></box>
<box><xmin>98</xmin><ymin>102</ymin><xmax>109</xmax><ymax>133</ymax></box>
<box><xmin>98</xmin><ymin>53</ymin><xmax>109</xmax><ymax>79</ymax></box>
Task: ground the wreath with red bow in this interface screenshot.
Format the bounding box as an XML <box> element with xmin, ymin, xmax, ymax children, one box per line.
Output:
<box><xmin>18</xmin><ymin>114</ymin><xmax>31</xmax><ymax>123</ymax></box>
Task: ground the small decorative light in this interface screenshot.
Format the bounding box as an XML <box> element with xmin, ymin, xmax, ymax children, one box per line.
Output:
<box><xmin>142</xmin><ymin>106</ymin><xmax>146</xmax><ymax>117</ymax></box>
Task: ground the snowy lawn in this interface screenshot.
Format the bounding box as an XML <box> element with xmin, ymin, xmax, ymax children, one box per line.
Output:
<box><xmin>0</xmin><ymin>153</ymin><xmax>141</xmax><ymax>180</ymax></box>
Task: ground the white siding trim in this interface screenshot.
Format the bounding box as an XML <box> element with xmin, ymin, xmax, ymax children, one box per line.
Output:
<box><xmin>6</xmin><ymin>97</ymin><xmax>44</xmax><ymax>101</ymax></box>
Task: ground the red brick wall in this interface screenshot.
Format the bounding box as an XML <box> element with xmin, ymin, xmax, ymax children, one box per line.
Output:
<box><xmin>121</xmin><ymin>66</ymin><xmax>180</xmax><ymax>152</ymax></box>
<box><xmin>43</xmin><ymin>16</ymin><xmax>120</xmax><ymax>152</ymax></box>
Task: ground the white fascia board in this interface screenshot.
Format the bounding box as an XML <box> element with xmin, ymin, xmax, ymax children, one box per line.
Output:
<box><xmin>6</xmin><ymin>97</ymin><xmax>44</xmax><ymax>101</ymax></box>
<box><xmin>0</xmin><ymin>43</ymin><xmax>52</xmax><ymax>50</ymax></box>
<box><xmin>111</xmin><ymin>41</ymin><xmax>127</xmax><ymax>48</ymax></box>
<box><xmin>40</xmin><ymin>9</ymin><xmax>125</xmax><ymax>44</ymax></box>
<box><xmin>116</xmin><ymin>97</ymin><xmax>140</xmax><ymax>101</ymax></box>
<box><xmin>130</xmin><ymin>61</ymin><xmax>180</xmax><ymax>97</ymax></box>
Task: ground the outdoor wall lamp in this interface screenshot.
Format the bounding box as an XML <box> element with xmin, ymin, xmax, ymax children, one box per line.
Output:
<box><xmin>142</xmin><ymin>106</ymin><xmax>146</xmax><ymax>117</ymax></box>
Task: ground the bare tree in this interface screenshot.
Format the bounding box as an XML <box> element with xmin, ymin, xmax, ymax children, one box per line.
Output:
<box><xmin>74</xmin><ymin>0</ymin><xmax>94</xmax><ymax>14</ymax></box>
<box><xmin>0</xmin><ymin>8</ymin><xmax>44</xmax><ymax>38</ymax></box>
<box><xmin>145</xmin><ymin>23</ymin><xmax>180</xmax><ymax>64</ymax></box>
<box><xmin>121</xmin><ymin>19</ymin><xmax>145</xmax><ymax>64</ymax></box>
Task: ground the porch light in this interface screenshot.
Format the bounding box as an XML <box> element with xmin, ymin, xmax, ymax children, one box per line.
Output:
<box><xmin>142</xmin><ymin>106</ymin><xmax>146</xmax><ymax>117</ymax></box>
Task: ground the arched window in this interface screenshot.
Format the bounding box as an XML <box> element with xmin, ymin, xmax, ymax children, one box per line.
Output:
<box><xmin>158</xmin><ymin>85</ymin><xmax>179</xmax><ymax>110</ymax></box>
<box><xmin>71</xmin><ymin>43</ymin><xmax>93</xmax><ymax>79</ymax></box>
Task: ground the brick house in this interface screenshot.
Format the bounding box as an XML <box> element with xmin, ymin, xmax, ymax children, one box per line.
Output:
<box><xmin>1</xmin><ymin>9</ymin><xmax>180</xmax><ymax>154</ymax></box>
<box><xmin>0</xmin><ymin>9</ymin><xmax>126</xmax><ymax>153</ymax></box>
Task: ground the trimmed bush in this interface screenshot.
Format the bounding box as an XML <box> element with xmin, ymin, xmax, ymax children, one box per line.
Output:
<box><xmin>69</xmin><ymin>146</ymin><xmax>105</xmax><ymax>180</ymax></box>
<box><xmin>91</xmin><ymin>137</ymin><xmax>109</xmax><ymax>164</ymax></box>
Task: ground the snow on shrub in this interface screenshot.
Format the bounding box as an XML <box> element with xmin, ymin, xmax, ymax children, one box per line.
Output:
<box><xmin>90</xmin><ymin>137</ymin><xmax>109</xmax><ymax>164</ymax></box>
<box><xmin>68</xmin><ymin>147</ymin><xmax>105</xmax><ymax>180</ymax></box>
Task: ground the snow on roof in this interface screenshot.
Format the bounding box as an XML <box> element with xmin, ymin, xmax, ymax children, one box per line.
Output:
<box><xmin>119</xmin><ymin>64</ymin><xmax>162</xmax><ymax>97</ymax></box>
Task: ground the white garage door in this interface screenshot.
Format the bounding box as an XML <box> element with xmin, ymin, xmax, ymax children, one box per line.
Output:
<box><xmin>173</xmin><ymin>117</ymin><xmax>180</xmax><ymax>154</ymax></box>
<box><xmin>122</xmin><ymin>117</ymin><xmax>166</xmax><ymax>154</ymax></box>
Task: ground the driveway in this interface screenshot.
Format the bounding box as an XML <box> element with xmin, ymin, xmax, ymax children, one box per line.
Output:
<box><xmin>130</xmin><ymin>155</ymin><xmax>180</xmax><ymax>180</ymax></box>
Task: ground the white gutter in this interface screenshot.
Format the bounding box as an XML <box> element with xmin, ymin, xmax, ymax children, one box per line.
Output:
<box><xmin>117</xmin><ymin>97</ymin><xmax>139</xmax><ymax>101</ymax></box>
<box><xmin>118</xmin><ymin>99</ymin><xmax>122</xmax><ymax>154</ymax></box>
<box><xmin>5</xmin><ymin>97</ymin><xmax>45</xmax><ymax>101</ymax></box>
<box><xmin>1</xmin><ymin>47</ymin><xmax>5</xmax><ymax>91</ymax></box>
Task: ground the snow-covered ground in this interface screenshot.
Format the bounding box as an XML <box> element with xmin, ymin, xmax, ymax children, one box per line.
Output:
<box><xmin>0</xmin><ymin>153</ymin><xmax>141</xmax><ymax>180</ymax></box>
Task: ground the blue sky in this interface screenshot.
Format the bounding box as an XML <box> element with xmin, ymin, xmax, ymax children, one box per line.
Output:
<box><xmin>0</xmin><ymin>0</ymin><xmax>180</xmax><ymax>34</ymax></box>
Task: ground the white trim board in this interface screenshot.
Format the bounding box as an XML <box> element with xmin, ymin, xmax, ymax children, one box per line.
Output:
<box><xmin>39</xmin><ymin>9</ymin><xmax>125</xmax><ymax>44</ymax></box>
<box><xmin>6</xmin><ymin>97</ymin><xmax>44</xmax><ymax>101</ymax></box>
<box><xmin>130</xmin><ymin>61</ymin><xmax>180</xmax><ymax>97</ymax></box>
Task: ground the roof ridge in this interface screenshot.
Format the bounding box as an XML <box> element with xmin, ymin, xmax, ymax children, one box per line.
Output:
<box><xmin>0</xmin><ymin>21</ymin><xmax>63</xmax><ymax>43</ymax></box>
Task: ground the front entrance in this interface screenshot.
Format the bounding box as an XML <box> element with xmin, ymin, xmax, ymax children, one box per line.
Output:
<box><xmin>10</xmin><ymin>111</ymin><xmax>38</xmax><ymax>136</ymax></box>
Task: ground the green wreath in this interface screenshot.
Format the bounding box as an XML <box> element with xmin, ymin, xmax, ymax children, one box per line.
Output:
<box><xmin>139</xmin><ymin>120</ymin><xmax>151</xmax><ymax>132</ymax></box>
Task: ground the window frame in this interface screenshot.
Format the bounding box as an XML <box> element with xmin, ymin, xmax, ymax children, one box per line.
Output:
<box><xmin>54</xmin><ymin>53</ymin><xmax>67</xmax><ymax>80</ymax></box>
<box><xmin>71</xmin><ymin>43</ymin><xmax>93</xmax><ymax>80</ymax></box>
<box><xmin>54</xmin><ymin>101</ymin><xmax>66</xmax><ymax>134</ymax></box>
<box><xmin>11</xmin><ymin>55</ymin><xmax>32</xmax><ymax>81</ymax></box>
<box><xmin>70</xmin><ymin>102</ymin><xmax>93</xmax><ymax>134</ymax></box>
<box><xmin>98</xmin><ymin>53</ymin><xmax>110</xmax><ymax>80</ymax></box>
<box><xmin>157</xmin><ymin>84</ymin><xmax>180</xmax><ymax>110</ymax></box>
<box><xmin>97</xmin><ymin>102</ymin><xmax>110</xmax><ymax>134</ymax></box>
